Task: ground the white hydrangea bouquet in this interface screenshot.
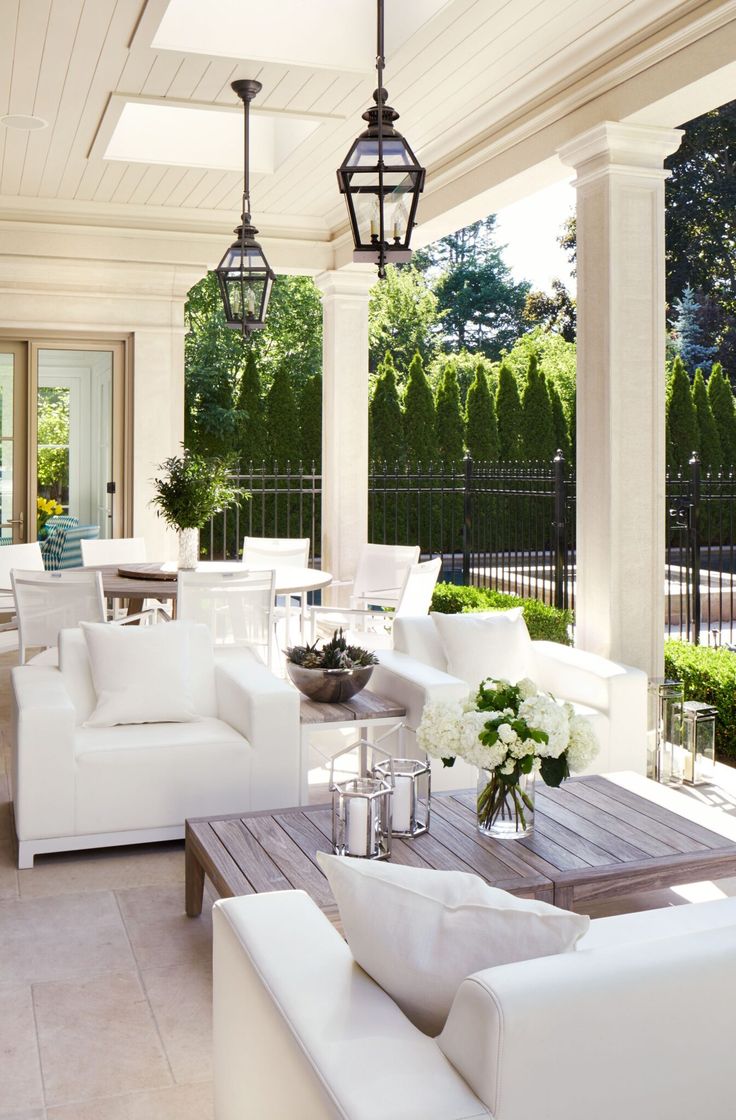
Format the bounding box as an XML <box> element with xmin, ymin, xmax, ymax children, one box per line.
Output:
<box><xmin>417</xmin><ymin>677</ymin><xmax>599</xmax><ymax>838</ymax></box>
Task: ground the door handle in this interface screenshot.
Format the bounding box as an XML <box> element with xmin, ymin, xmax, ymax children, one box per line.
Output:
<box><xmin>8</xmin><ymin>512</ymin><xmax>24</xmax><ymax>526</ymax></box>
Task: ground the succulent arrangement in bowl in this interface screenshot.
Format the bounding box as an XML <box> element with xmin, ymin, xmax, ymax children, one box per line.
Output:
<box><xmin>285</xmin><ymin>629</ymin><xmax>378</xmax><ymax>703</ymax></box>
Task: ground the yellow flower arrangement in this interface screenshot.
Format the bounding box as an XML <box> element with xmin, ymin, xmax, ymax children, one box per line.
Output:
<box><xmin>37</xmin><ymin>496</ymin><xmax>63</xmax><ymax>537</ymax></box>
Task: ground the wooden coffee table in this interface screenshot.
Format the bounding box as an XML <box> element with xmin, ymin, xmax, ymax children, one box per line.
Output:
<box><xmin>185</xmin><ymin>773</ymin><xmax>736</xmax><ymax>918</ymax></box>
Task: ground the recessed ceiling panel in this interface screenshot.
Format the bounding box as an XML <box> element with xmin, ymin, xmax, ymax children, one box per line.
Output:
<box><xmin>152</xmin><ymin>0</ymin><xmax>449</xmax><ymax>72</ymax></box>
<box><xmin>101</xmin><ymin>101</ymin><xmax>319</xmax><ymax>173</ymax></box>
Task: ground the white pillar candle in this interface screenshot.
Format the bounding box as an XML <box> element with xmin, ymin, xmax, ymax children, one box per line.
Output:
<box><xmin>347</xmin><ymin>797</ymin><xmax>369</xmax><ymax>856</ymax></box>
<box><xmin>393</xmin><ymin>774</ymin><xmax>412</xmax><ymax>833</ymax></box>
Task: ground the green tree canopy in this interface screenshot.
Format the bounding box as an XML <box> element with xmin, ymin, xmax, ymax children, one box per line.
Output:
<box><xmin>523</xmin><ymin>279</ymin><xmax>576</xmax><ymax>342</ymax></box>
<box><xmin>667</xmin><ymin>356</ymin><xmax>699</xmax><ymax>469</ymax></box>
<box><xmin>370</xmin><ymin>351</ymin><xmax>404</xmax><ymax>464</ymax></box>
<box><xmin>403</xmin><ymin>351</ymin><xmax>436</xmax><ymax>463</ymax></box>
<box><xmin>427</xmin><ymin>348</ymin><xmax>494</xmax><ymax>408</ymax></box>
<box><xmin>184</xmin><ymin>273</ymin><xmax>246</xmax><ymax>458</ymax></box>
<box><xmin>266</xmin><ymin>366</ymin><xmax>301</xmax><ymax>463</ymax></box>
<box><xmin>692</xmin><ymin>367</ymin><xmax>722</xmax><ymax>470</ymax></box>
<box><xmin>520</xmin><ymin>353</ymin><xmax>556</xmax><ymax>462</ymax></box>
<box><xmin>708</xmin><ymin>362</ymin><xmax>736</xmax><ymax>466</ymax></box>
<box><xmin>465</xmin><ymin>362</ymin><xmax>499</xmax><ymax>461</ymax></box>
<box><xmin>416</xmin><ymin>217</ymin><xmax>530</xmax><ymax>359</ymax></box>
<box><xmin>368</xmin><ymin>265</ymin><xmax>443</xmax><ymax>373</ymax></box>
<box><xmin>672</xmin><ymin>285</ymin><xmax>717</xmax><ymax>373</ymax></box>
<box><xmin>299</xmin><ymin>375</ymin><xmax>322</xmax><ymax>466</ymax></box>
<box><xmin>234</xmin><ymin>347</ymin><xmax>266</xmax><ymax>466</ymax></box>
<box><xmin>496</xmin><ymin>361</ymin><xmax>523</xmax><ymax>460</ymax></box>
<box><xmin>548</xmin><ymin>380</ymin><xmax>571</xmax><ymax>460</ymax></box>
<box><xmin>434</xmin><ymin>358</ymin><xmax>465</xmax><ymax>463</ymax></box>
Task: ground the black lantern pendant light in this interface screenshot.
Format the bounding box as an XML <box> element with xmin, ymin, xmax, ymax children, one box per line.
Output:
<box><xmin>337</xmin><ymin>0</ymin><xmax>425</xmax><ymax>278</ymax></box>
<box><xmin>215</xmin><ymin>80</ymin><xmax>275</xmax><ymax>335</ymax></box>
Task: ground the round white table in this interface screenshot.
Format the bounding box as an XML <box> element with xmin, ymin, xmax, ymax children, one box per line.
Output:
<box><xmin>79</xmin><ymin>562</ymin><xmax>332</xmax><ymax>640</ymax></box>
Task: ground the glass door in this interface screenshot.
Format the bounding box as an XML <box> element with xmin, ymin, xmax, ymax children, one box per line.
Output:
<box><xmin>31</xmin><ymin>342</ymin><xmax>125</xmax><ymax>542</ymax></box>
<box><xmin>0</xmin><ymin>342</ymin><xmax>28</xmax><ymax>543</ymax></box>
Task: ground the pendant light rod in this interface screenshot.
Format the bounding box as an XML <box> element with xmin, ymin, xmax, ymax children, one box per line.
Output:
<box><xmin>232</xmin><ymin>78</ymin><xmax>262</xmax><ymax>220</ymax></box>
<box><xmin>376</xmin><ymin>0</ymin><xmax>386</xmax><ymax>277</ymax></box>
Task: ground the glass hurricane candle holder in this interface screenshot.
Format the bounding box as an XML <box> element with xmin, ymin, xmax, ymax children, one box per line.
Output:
<box><xmin>374</xmin><ymin>757</ymin><xmax>430</xmax><ymax>838</ymax></box>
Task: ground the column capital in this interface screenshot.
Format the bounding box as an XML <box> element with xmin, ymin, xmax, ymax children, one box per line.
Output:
<box><xmin>558</xmin><ymin>121</ymin><xmax>684</xmax><ymax>185</ymax></box>
<box><xmin>313</xmin><ymin>266</ymin><xmax>378</xmax><ymax>301</ymax></box>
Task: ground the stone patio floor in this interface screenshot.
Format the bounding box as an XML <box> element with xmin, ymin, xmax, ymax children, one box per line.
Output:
<box><xmin>2</xmin><ymin>636</ymin><xmax>736</xmax><ymax>1118</ymax></box>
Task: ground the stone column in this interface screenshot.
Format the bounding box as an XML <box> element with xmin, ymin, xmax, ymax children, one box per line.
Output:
<box><xmin>558</xmin><ymin>122</ymin><xmax>682</xmax><ymax>679</ymax></box>
<box><xmin>314</xmin><ymin>268</ymin><xmax>377</xmax><ymax>602</ymax></box>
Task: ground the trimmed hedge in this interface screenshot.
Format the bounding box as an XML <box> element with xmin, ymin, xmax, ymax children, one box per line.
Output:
<box><xmin>664</xmin><ymin>639</ymin><xmax>736</xmax><ymax>763</ymax></box>
<box><xmin>430</xmin><ymin>582</ymin><xmax>572</xmax><ymax>646</ymax></box>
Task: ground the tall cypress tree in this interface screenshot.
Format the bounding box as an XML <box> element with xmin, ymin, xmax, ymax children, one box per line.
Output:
<box><xmin>666</xmin><ymin>356</ymin><xmax>699</xmax><ymax>469</ymax></box>
<box><xmin>370</xmin><ymin>351</ymin><xmax>405</xmax><ymax>464</ymax></box>
<box><xmin>403</xmin><ymin>351</ymin><xmax>436</xmax><ymax>463</ymax></box>
<box><xmin>434</xmin><ymin>358</ymin><xmax>465</xmax><ymax>463</ymax></box>
<box><xmin>266</xmin><ymin>366</ymin><xmax>301</xmax><ymax>464</ymax></box>
<box><xmin>465</xmin><ymin>361</ymin><xmax>499</xmax><ymax>461</ymax></box>
<box><xmin>520</xmin><ymin>353</ymin><xmax>556</xmax><ymax>462</ymax></box>
<box><xmin>495</xmin><ymin>361</ymin><xmax>523</xmax><ymax>460</ymax></box>
<box><xmin>548</xmin><ymin>380</ymin><xmax>571</xmax><ymax>460</ymax></box>
<box><xmin>234</xmin><ymin>347</ymin><xmax>266</xmax><ymax>466</ymax></box>
<box><xmin>708</xmin><ymin>362</ymin><xmax>736</xmax><ymax>467</ymax></box>
<box><xmin>299</xmin><ymin>375</ymin><xmax>322</xmax><ymax>466</ymax></box>
<box><xmin>691</xmin><ymin>368</ymin><xmax>721</xmax><ymax>470</ymax></box>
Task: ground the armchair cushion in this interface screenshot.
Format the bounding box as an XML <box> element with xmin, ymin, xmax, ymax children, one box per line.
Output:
<box><xmin>431</xmin><ymin>608</ymin><xmax>533</xmax><ymax>689</ymax></box>
<box><xmin>317</xmin><ymin>852</ymin><xmax>588</xmax><ymax>1037</ymax></box>
<box><xmin>80</xmin><ymin>620</ymin><xmax>204</xmax><ymax>727</ymax></box>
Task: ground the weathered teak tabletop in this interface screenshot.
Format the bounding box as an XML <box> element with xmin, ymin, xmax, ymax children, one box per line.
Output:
<box><xmin>185</xmin><ymin>774</ymin><xmax>736</xmax><ymax>918</ymax></box>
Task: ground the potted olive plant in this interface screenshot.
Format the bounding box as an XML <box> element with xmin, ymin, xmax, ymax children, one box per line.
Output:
<box><xmin>151</xmin><ymin>450</ymin><xmax>246</xmax><ymax>568</ymax></box>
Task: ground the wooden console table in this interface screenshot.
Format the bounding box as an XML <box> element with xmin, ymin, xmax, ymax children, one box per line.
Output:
<box><xmin>185</xmin><ymin>774</ymin><xmax>736</xmax><ymax>918</ymax></box>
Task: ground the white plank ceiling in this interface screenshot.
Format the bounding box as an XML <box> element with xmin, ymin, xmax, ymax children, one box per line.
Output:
<box><xmin>0</xmin><ymin>0</ymin><xmax>717</xmax><ymax>240</ymax></box>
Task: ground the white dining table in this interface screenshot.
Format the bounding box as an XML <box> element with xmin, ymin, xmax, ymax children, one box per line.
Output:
<box><xmin>77</xmin><ymin>561</ymin><xmax>332</xmax><ymax>640</ymax></box>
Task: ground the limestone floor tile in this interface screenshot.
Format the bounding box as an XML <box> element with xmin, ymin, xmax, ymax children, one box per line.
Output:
<box><xmin>18</xmin><ymin>843</ymin><xmax>184</xmax><ymax>900</ymax></box>
<box><xmin>46</xmin><ymin>1080</ymin><xmax>213</xmax><ymax>1120</ymax></box>
<box><xmin>1</xmin><ymin>1111</ymin><xmax>45</xmax><ymax>1119</ymax></box>
<box><xmin>0</xmin><ymin>890</ymin><xmax>134</xmax><ymax>984</ymax></box>
<box><xmin>34</xmin><ymin>971</ymin><xmax>172</xmax><ymax>1107</ymax></box>
<box><xmin>141</xmin><ymin>960</ymin><xmax>212</xmax><ymax>1084</ymax></box>
<box><xmin>0</xmin><ymin>985</ymin><xmax>44</xmax><ymax>1116</ymax></box>
<box><xmin>116</xmin><ymin>885</ymin><xmax>213</xmax><ymax>971</ymax></box>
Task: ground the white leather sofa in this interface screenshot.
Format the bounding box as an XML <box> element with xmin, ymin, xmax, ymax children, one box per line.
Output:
<box><xmin>11</xmin><ymin>625</ymin><xmax>300</xmax><ymax>868</ymax></box>
<box><xmin>213</xmin><ymin>888</ymin><xmax>736</xmax><ymax>1120</ymax></box>
<box><xmin>368</xmin><ymin>615</ymin><xmax>648</xmax><ymax>788</ymax></box>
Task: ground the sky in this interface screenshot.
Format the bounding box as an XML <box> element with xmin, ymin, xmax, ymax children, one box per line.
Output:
<box><xmin>494</xmin><ymin>178</ymin><xmax>576</xmax><ymax>295</ymax></box>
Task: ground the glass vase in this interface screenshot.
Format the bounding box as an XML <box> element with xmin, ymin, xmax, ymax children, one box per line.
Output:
<box><xmin>178</xmin><ymin>527</ymin><xmax>199</xmax><ymax>570</ymax></box>
<box><xmin>476</xmin><ymin>768</ymin><xmax>535</xmax><ymax>839</ymax></box>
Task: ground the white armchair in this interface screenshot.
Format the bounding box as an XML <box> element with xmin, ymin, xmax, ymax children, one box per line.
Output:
<box><xmin>11</xmin><ymin>623</ymin><xmax>300</xmax><ymax>868</ymax></box>
<box><xmin>368</xmin><ymin>614</ymin><xmax>647</xmax><ymax>789</ymax></box>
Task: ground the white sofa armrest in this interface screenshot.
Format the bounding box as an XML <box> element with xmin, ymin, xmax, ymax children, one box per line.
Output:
<box><xmin>439</xmin><ymin>924</ymin><xmax>736</xmax><ymax>1120</ymax></box>
<box><xmin>11</xmin><ymin>666</ymin><xmax>76</xmax><ymax>842</ymax></box>
<box><xmin>214</xmin><ymin>655</ymin><xmax>300</xmax><ymax>810</ymax></box>
<box><xmin>370</xmin><ymin>650</ymin><xmax>470</xmax><ymax>731</ymax></box>
<box><xmin>531</xmin><ymin>640</ymin><xmax>648</xmax><ymax>772</ymax></box>
<box><xmin>214</xmin><ymin>891</ymin><xmax>489</xmax><ymax>1120</ymax></box>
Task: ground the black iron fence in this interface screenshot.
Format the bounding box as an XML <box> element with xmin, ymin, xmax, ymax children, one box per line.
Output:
<box><xmin>204</xmin><ymin>454</ymin><xmax>736</xmax><ymax>644</ymax></box>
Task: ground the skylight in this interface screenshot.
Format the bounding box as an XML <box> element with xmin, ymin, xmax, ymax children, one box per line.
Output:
<box><xmin>152</xmin><ymin>0</ymin><xmax>449</xmax><ymax>73</ymax></box>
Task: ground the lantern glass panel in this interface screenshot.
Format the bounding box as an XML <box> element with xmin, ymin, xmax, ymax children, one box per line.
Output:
<box><xmin>649</xmin><ymin>679</ymin><xmax>684</xmax><ymax>783</ymax></box>
<box><xmin>683</xmin><ymin>702</ymin><xmax>717</xmax><ymax>784</ymax></box>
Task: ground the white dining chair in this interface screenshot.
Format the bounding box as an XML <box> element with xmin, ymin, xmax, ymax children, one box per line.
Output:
<box><xmin>242</xmin><ymin>536</ymin><xmax>311</xmax><ymax>644</ymax></box>
<box><xmin>177</xmin><ymin>569</ymin><xmax>277</xmax><ymax>668</ymax></box>
<box><xmin>0</xmin><ymin>542</ymin><xmax>45</xmax><ymax>617</ymax></box>
<box><xmin>311</xmin><ymin>557</ymin><xmax>442</xmax><ymax>650</ymax></box>
<box><xmin>313</xmin><ymin>543</ymin><xmax>421</xmax><ymax>640</ymax></box>
<box><xmin>12</xmin><ymin>569</ymin><xmax>107</xmax><ymax>664</ymax></box>
<box><xmin>80</xmin><ymin>537</ymin><xmax>147</xmax><ymax>565</ymax></box>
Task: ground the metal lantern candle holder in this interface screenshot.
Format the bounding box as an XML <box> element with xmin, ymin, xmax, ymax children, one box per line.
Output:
<box><xmin>649</xmin><ymin>679</ymin><xmax>685</xmax><ymax>784</ymax></box>
<box><xmin>329</xmin><ymin>742</ymin><xmax>393</xmax><ymax>860</ymax></box>
<box><xmin>374</xmin><ymin>757</ymin><xmax>430</xmax><ymax>838</ymax></box>
<box><xmin>682</xmin><ymin>701</ymin><xmax>717</xmax><ymax>785</ymax></box>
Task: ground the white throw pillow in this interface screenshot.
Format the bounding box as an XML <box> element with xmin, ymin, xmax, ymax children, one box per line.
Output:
<box><xmin>318</xmin><ymin>852</ymin><xmax>588</xmax><ymax>1036</ymax></box>
<box><xmin>431</xmin><ymin>608</ymin><xmax>533</xmax><ymax>689</ymax></box>
<box><xmin>80</xmin><ymin>620</ymin><xmax>200</xmax><ymax>727</ymax></box>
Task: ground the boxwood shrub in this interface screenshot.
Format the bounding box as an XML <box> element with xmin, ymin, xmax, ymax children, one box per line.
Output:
<box><xmin>430</xmin><ymin>582</ymin><xmax>572</xmax><ymax>646</ymax></box>
<box><xmin>664</xmin><ymin>639</ymin><xmax>736</xmax><ymax>763</ymax></box>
